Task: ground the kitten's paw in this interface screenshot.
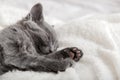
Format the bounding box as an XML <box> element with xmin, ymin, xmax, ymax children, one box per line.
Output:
<box><xmin>59</xmin><ymin>58</ymin><xmax>73</xmax><ymax>72</ymax></box>
<box><xmin>48</xmin><ymin>58</ymin><xmax>73</xmax><ymax>73</ymax></box>
<box><xmin>62</xmin><ymin>47</ymin><xmax>83</xmax><ymax>62</ymax></box>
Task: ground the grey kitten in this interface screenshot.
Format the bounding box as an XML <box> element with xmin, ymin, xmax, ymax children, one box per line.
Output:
<box><xmin>0</xmin><ymin>3</ymin><xmax>83</xmax><ymax>75</ymax></box>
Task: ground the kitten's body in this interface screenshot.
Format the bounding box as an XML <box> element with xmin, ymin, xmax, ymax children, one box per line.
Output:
<box><xmin>0</xmin><ymin>3</ymin><xmax>83</xmax><ymax>75</ymax></box>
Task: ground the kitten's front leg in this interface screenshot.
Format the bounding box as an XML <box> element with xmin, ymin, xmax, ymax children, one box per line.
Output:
<box><xmin>46</xmin><ymin>47</ymin><xmax>83</xmax><ymax>62</ymax></box>
<box><xmin>1</xmin><ymin>49</ymin><xmax>73</xmax><ymax>74</ymax></box>
<box><xmin>1</xmin><ymin>54</ymin><xmax>73</xmax><ymax>73</ymax></box>
<box><xmin>26</xmin><ymin>56</ymin><xmax>73</xmax><ymax>73</ymax></box>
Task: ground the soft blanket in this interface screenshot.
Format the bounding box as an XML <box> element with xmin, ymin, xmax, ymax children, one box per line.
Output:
<box><xmin>0</xmin><ymin>14</ymin><xmax>120</xmax><ymax>80</ymax></box>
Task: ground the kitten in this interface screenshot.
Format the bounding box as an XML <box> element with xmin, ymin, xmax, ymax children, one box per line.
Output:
<box><xmin>0</xmin><ymin>3</ymin><xmax>83</xmax><ymax>75</ymax></box>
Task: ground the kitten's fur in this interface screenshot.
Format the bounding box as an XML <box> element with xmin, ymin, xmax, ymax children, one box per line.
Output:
<box><xmin>0</xmin><ymin>3</ymin><xmax>83</xmax><ymax>75</ymax></box>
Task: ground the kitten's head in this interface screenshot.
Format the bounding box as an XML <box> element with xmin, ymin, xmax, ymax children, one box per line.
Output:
<box><xmin>22</xmin><ymin>3</ymin><xmax>58</xmax><ymax>54</ymax></box>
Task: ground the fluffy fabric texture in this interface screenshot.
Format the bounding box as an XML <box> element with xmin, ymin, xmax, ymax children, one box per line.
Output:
<box><xmin>0</xmin><ymin>14</ymin><xmax>120</xmax><ymax>80</ymax></box>
<box><xmin>0</xmin><ymin>0</ymin><xmax>120</xmax><ymax>80</ymax></box>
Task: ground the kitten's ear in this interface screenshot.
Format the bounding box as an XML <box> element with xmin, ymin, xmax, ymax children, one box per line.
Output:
<box><xmin>26</xmin><ymin>3</ymin><xmax>44</xmax><ymax>21</ymax></box>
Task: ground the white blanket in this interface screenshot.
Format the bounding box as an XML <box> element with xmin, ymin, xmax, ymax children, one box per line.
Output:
<box><xmin>0</xmin><ymin>0</ymin><xmax>120</xmax><ymax>80</ymax></box>
<box><xmin>1</xmin><ymin>14</ymin><xmax>120</xmax><ymax>80</ymax></box>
